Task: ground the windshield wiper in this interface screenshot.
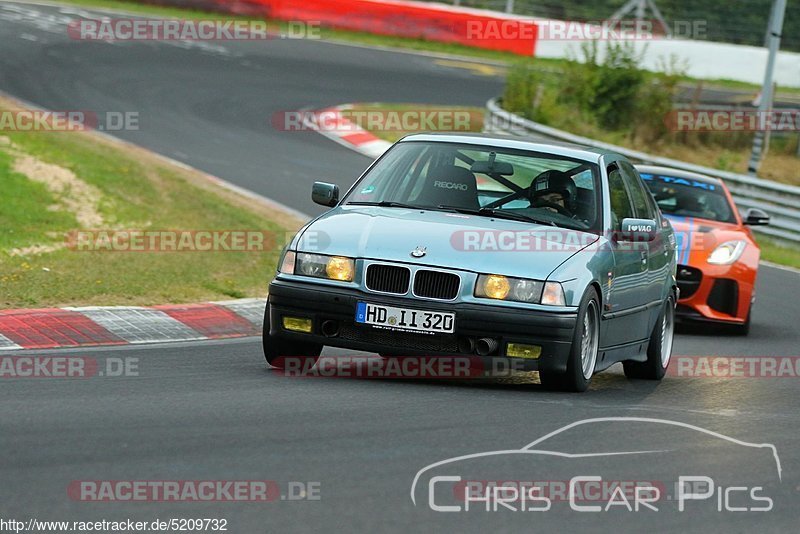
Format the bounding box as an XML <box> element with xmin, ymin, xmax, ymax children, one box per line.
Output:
<box><xmin>347</xmin><ymin>201</ymin><xmax>426</xmax><ymax>210</ymax></box>
<box><xmin>348</xmin><ymin>202</ymin><xmax>557</xmax><ymax>226</ymax></box>
<box><xmin>345</xmin><ymin>200</ymin><xmax>428</xmax><ymax>210</ymax></box>
<box><xmin>437</xmin><ymin>205</ymin><xmax>556</xmax><ymax>226</ymax></box>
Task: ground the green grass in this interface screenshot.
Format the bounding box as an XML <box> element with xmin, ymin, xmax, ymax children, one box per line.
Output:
<box><xmin>0</xmin><ymin>110</ymin><xmax>292</xmax><ymax>308</ymax></box>
<box><xmin>0</xmin><ymin>150</ymin><xmax>77</xmax><ymax>251</ymax></box>
<box><xmin>758</xmin><ymin>236</ymin><xmax>800</xmax><ymax>270</ymax></box>
<box><xmin>52</xmin><ymin>0</ymin><xmax>800</xmax><ymax>96</ymax></box>
<box><xmin>53</xmin><ymin>0</ymin><xmax>238</xmax><ymax>19</ymax></box>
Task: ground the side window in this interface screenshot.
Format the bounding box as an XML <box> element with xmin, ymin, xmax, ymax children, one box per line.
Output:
<box><xmin>620</xmin><ymin>162</ymin><xmax>656</xmax><ymax>220</ymax></box>
<box><xmin>607</xmin><ymin>164</ymin><xmax>634</xmax><ymax>231</ymax></box>
<box><xmin>644</xmin><ymin>189</ymin><xmax>661</xmax><ymax>223</ymax></box>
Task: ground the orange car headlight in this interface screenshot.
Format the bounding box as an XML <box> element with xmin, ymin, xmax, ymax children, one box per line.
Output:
<box><xmin>708</xmin><ymin>240</ymin><xmax>746</xmax><ymax>265</ymax></box>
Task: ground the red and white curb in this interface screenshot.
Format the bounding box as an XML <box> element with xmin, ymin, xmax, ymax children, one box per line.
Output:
<box><xmin>0</xmin><ymin>298</ymin><xmax>265</xmax><ymax>351</ymax></box>
<box><xmin>308</xmin><ymin>104</ymin><xmax>392</xmax><ymax>159</ymax></box>
<box><xmin>313</xmin><ymin>104</ymin><xmax>493</xmax><ymax>188</ymax></box>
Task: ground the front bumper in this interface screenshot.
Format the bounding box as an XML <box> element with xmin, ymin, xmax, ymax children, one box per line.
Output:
<box><xmin>267</xmin><ymin>278</ymin><xmax>578</xmax><ymax>373</ymax></box>
<box><xmin>675</xmin><ymin>263</ymin><xmax>752</xmax><ymax>324</ymax></box>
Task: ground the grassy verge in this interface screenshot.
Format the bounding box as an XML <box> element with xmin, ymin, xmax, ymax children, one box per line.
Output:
<box><xmin>51</xmin><ymin>0</ymin><xmax>800</xmax><ymax>97</ymax></box>
<box><xmin>759</xmin><ymin>237</ymin><xmax>800</xmax><ymax>270</ymax></box>
<box><xmin>503</xmin><ymin>55</ymin><xmax>800</xmax><ymax>187</ymax></box>
<box><xmin>0</xmin><ymin>98</ymin><xmax>301</xmax><ymax>308</ymax></box>
<box><xmin>537</xmin><ymin>111</ymin><xmax>800</xmax><ymax>186</ymax></box>
<box><xmin>638</xmin><ymin>141</ymin><xmax>800</xmax><ymax>187</ymax></box>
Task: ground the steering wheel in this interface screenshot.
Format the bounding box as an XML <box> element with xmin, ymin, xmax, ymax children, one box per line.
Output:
<box><xmin>533</xmin><ymin>199</ymin><xmax>573</xmax><ymax>218</ymax></box>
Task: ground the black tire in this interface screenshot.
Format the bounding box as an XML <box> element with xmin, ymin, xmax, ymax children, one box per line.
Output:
<box><xmin>262</xmin><ymin>302</ymin><xmax>322</xmax><ymax>369</ymax></box>
<box><xmin>539</xmin><ymin>287</ymin><xmax>600</xmax><ymax>393</ymax></box>
<box><xmin>623</xmin><ymin>296</ymin><xmax>675</xmax><ymax>380</ymax></box>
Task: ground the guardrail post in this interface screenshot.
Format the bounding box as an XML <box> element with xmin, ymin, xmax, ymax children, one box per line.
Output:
<box><xmin>748</xmin><ymin>0</ymin><xmax>786</xmax><ymax>176</ymax></box>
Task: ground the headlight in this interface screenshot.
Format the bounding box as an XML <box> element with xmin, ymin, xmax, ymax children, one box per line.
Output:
<box><xmin>475</xmin><ymin>274</ymin><xmax>543</xmax><ymax>304</ymax></box>
<box><xmin>708</xmin><ymin>240</ymin><xmax>746</xmax><ymax>265</ymax></box>
<box><xmin>294</xmin><ymin>252</ymin><xmax>355</xmax><ymax>282</ymax></box>
<box><xmin>326</xmin><ymin>256</ymin><xmax>355</xmax><ymax>281</ymax></box>
<box><xmin>478</xmin><ymin>274</ymin><xmax>511</xmax><ymax>299</ymax></box>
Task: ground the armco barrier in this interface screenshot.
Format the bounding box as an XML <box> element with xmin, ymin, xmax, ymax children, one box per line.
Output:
<box><xmin>130</xmin><ymin>0</ymin><xmax>538</xmax><ymax>55</ymax></box>
<box><xmin>485</xmin><ymin>98</ymin><xmax>800</xmax><ymax>244</ymax></box>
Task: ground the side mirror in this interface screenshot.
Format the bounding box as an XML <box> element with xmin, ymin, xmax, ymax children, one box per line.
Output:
<box><xmin>312</xmin><ymin>182</ymin><xmax>339</xmax><ymax>207</ymax></box>
<box><xmin>618</xmin><ymin>218</ymin><xmax>658</xmax><ymax>242</ymax></box>
<box><xmin>743</xmin><ymin>208</ymin><xmax>770</xmax><ymax>226</ymax></box>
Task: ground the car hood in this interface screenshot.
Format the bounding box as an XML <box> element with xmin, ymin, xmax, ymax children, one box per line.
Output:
<box><xmin>664</xmin><ymin>214</ymin><xmax>740</xmax><ymax>234</ymax></box>
<box><xmin>296</xmin><ymin>206</ymin><xmax>599</xmax><ymax>280</ymax></box>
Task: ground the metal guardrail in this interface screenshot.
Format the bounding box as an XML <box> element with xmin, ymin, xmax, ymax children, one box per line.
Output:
<box><xmin>485</xmin><ymin>98</ymin><xmax>800</xmax><ymax>243</ymax></box>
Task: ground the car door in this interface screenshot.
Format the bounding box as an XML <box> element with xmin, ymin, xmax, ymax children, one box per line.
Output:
<box><xmin>619</xmin><ymin>161</ymin><xmax>671</xmax><ymax>326</ymax></box>
<box><xmin>603</xmin><ymin>162</ymin><xmax>651</xmax><ymax>347</ymax></box>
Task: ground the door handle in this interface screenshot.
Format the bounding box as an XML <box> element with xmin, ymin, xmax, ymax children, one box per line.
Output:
<box><xmin>640</xmin><ymin>251</ymin><xmax>647</xmax><ymax>265</ymax></box>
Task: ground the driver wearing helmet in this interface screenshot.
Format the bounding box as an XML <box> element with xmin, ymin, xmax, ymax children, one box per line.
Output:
<box><xmin>530</xmin><ymin>170</ymin><xmax>578</xmax><ymax>217</ymax></box>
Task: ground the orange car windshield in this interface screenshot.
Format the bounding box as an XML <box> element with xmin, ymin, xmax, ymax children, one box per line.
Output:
<box><xmin>641</xmin><ymin>173</ymin><xmax>736</xmax><ymax>224</ymax></box>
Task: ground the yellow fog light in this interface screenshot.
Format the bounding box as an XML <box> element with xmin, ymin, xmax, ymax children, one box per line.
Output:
<box><xmin>282</xmin><ymin>316</ymin><xmax>313</xmax><ymax>333</ymax></box>
<box><xmin>482</xmin><ymin>275</ymin><xmax>510</xmax><ymax>300</ymax></box>
<box><xmin>326</xmin><ymin>256</ymin><xmax>355</xmax><ymax>281</ymax></box>
<box><xmin>506</xmin><ymin>343</ymin><xmax>541</xmax><ymax>359</ymax></box>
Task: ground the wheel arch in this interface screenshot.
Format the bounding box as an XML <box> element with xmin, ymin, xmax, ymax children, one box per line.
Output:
<box><xmin>588</xmin><ymin>280</ymin><xmax>604</xmax><ymax>311</ymax></box>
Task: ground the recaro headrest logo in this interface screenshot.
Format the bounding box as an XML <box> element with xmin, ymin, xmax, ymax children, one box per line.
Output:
<box><xmin>434</xmin><ymin>181</ymin><xmax>468</xmax><ymax>191</ymax></box>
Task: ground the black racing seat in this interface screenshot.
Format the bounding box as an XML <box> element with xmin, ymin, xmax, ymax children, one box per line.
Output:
<box><xmin>419</xmin><ymin>165</ymin><xmax>479</xmax><ymax>210</ymax></box>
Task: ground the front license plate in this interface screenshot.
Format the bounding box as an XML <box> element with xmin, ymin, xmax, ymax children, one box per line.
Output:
<box><xmin>355</xmin><ymin>302</ymin><xmax>455</xmax><ymax>334</ymax></box>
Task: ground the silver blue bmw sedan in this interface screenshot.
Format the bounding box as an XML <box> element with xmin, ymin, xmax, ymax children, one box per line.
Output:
<box><xmin>264</xmin><ymin>134</ymin><xmax>677</xmax><ymax>392</ymax></box>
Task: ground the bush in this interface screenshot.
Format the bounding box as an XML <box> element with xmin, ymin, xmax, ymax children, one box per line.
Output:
<box><xmin>563</xmin><ymin>41</ymin><xmax>646</xmax><ymax>131</ymax></box>
<box><xmin>503</xmin><ymin>41</ymin><xmax>681</xmax><ymax>143</ymax></box>
<box><xmin>595</xmin><ymin>46</ymin><xmax>645</xmax><ymax>129</ymax></box>
<box><xmin>500</xmin><ymin>41</ymin><xmax>798</xmax><ymax>180</ymax></box>
<box><xmin>502</xmin><ymin>61</ymin><xmax>539</xmax><ymax>117</ymax></box>
<box><xmin>634</xmin><ymin>57</ymin><xmax>683</xmax><ymax>143</ymax></box>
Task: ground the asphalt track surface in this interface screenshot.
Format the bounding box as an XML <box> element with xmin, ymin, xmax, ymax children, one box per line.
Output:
<box><xmin>1</xmin><ymin>2</ymin><xmax>800</xmax><ymax>532</ymax></box>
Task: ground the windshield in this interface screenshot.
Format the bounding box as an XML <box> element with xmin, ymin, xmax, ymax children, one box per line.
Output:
<box><xmin>344</xmin><ymin>141</ymin><xmax>602</xmax><ymax>231</ymax></box>
<box><xmin>640</xmin><ymin>172</ymin><xmax>736</xmax><ymax>224</ymax></box>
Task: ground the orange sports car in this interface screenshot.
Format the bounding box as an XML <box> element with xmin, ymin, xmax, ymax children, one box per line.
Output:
<box><xmin>637</xmin><ymin>165</ymin><xmax>770</xmax><ymax>335</ymax></box>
